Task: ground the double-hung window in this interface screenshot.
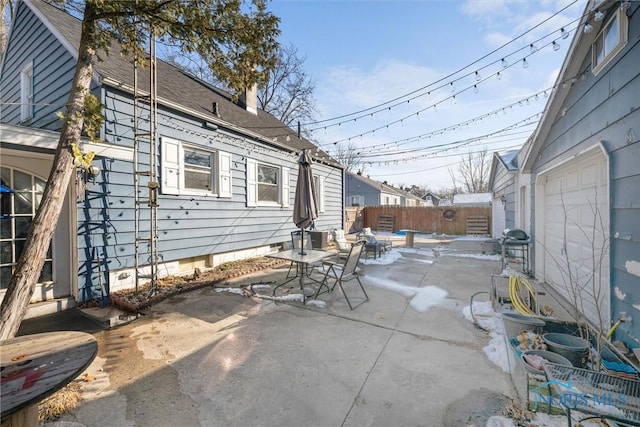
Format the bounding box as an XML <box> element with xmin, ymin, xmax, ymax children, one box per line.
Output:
<box><xmin>246</xmin><ymin>159</ymin><xmax>289</xmax><ymax>207</ymax></box>
<box><xmin>257</xmin><ymin>163</ymin><xmax>279</xmax><ymax>202</ymax></box>
<box><xmin>245</xmin><ymin>158</ymin><xmax>326</xmax><ymax>209</ymax></box>
<box><xmin>20</xmin><ymin>62</ymin><xmax>34</xmax><ymax>122</ymax></box>
<box><xmin>592</xmin><ymin>8</ymin><xmax>628</xmax><ymax>75</ymax></box>
<box><xmin>183</xmin><ymin>148</ymin><xmax>213</xmax><ymax>191</ymax></box>
<box><xmin>161</xmin><ymin>137</ymin><xmax>231</xmax><ymax>197</ymax></box>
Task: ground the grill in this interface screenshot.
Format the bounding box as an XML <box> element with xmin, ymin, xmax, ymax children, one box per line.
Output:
<box><xmin>542</xmin><ymin>362</ymin><xmax>640</xmax><ymax>426</ymax></box>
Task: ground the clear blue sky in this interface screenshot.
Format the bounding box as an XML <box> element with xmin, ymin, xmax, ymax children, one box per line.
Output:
<box><xmin>268</xmin><ymin>0</ymin><xmax>587</xmax><ymax>191</ymax></box>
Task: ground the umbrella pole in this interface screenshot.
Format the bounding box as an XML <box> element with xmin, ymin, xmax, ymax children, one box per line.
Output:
<box><xmin>300</xmin><ymin>228</ymin><xmax>306</xmax><ymax>255</ymax></box>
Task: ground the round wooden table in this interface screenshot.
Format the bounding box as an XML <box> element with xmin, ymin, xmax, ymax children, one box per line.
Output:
<box><xmin>1</xmin><ymin>331</ymin><xmax>98</xmax><ymax>426</ymax></box>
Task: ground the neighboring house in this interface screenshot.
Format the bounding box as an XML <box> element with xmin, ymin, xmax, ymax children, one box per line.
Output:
<box><xmin>345</xmin><ymin>171</ymin><xmax>402</xmax><ymax>207</ymax></box>
<box><xmin>519</xmin><ymin>0</ymin><xmax>639</xmax><ymax>347</ymax></box>
<box><xmin>488</xmin><ymin>149</ymin><xmax>519</xmax><ymax>238</ymax></box>
<box><xmin>399</xmin><ymin>188</ymin><xmax>425</xmax><ymax>207</ymax></box>
<box><xmin>422</xmin><ymin>192</ymin><xmax>440</xmax><ymax>207</ymax></box>
<box><xmin>451</xmin><ymin>192</ymin><xmax>492</xmax><ymax>205</ymax></box>
<box><xmin>0</xmin><ymin>0</ymin><xmax>344</xmax><ymax>309</ymax></box>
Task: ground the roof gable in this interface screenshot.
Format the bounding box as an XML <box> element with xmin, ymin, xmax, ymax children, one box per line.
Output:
<box><xmin>347</xmin><ymin>172</ymin><xmax>402</xmax><ymax>195</ymax></box>
<box><xmin>488</xmin><ymin>148</ymin><xmax>520</xmax><ymax>189</ymax></box>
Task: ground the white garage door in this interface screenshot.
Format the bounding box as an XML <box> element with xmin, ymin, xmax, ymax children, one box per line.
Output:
<box><xmin>539</xmin><ymin>149</ymin><xmax>609</xmax><ymax>327</ymax></box>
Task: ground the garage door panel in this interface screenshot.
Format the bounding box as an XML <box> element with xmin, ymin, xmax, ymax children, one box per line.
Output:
<box><xmin>565</xmin><ymin>169</ymin><xmax>579</xmax><ymax>191</ymax></box>
<box><xmin>542</xmin><ymin>151</ymin><xmax>609</xmax><ymax>328</ymax></box>
<box><xmin>581</xmin><ymin>164</ymin><xmax>598</xmax><ymax>187</ymax></box>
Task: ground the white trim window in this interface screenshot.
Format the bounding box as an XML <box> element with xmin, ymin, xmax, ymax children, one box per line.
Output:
<box><xmin>349</xmin><ymin>195</ymin><xmax>363</xmax><ymax>207</ymax></box>
<box><xmin>1</xmin><ymin>167</ymin><xmax>53</xmax><ymax>287</ymax></box>
<box><xmin>246</xmin><ymin>158</ymin><xmax>290</xmax><ymax>207</ymax></box>
<box><xmin>592</xmin><ymin>8</ymin><xmax>628</xmax><ymax>75</ymax></box>
<box><xmin>20</xmin><ymin>62</ymin><xmax>34</xmax><ymax>122</ymax></box>
<box><xmin>160</xmin><ymin>137</ymin><xmax>231</xmax><ymax>197</ymax></box>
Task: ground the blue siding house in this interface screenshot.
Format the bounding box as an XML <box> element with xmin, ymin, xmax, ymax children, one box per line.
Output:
<box><xmin>520</xmin><ymin>0</ymin><xmax>639</xmax><ymax>347</ymax></box>
<box><xmin>345</xmin><ymin>171</ymin><xmax>402</xmax><ymax>207</ymax></box>
<box><xmin>488</xmin><ymin>149</ymin><xmax>519</xmax><ymax>239</ymax></box>
<box><xmin>0</xmin><ymin>0</ymin><xmax>344</xmax><ymax>309</ymax></box>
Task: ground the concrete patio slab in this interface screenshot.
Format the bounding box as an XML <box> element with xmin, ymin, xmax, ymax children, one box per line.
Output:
<box><xmin>38</xmin><ymin>239</ymin><xmax>533</xmax><ymax>427</ymax></box>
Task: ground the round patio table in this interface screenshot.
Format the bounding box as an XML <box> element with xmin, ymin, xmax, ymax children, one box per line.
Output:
<box><xmin>1</xmin><ymin>331</ymin><xmax>98</xmax><ymax>426</ymax></box>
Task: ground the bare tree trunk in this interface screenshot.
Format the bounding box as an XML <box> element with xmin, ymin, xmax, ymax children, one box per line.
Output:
<box><xmin>0</xmin><ymin>0</ymin><xmax>13</xmax><ymax>58</ymax></box>
<box><xmin>0</xmin><ymin>17</ymin><xmax>96</xmax><ymax>340</ymax></box>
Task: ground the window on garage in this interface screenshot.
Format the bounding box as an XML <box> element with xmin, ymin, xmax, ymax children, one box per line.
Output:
<box><xmin>592</xmin><ymin>8</ymin><xmax>628</xmax><ymax>75</ymax></box>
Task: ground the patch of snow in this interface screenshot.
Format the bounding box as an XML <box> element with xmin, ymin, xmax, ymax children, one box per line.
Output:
<box><xmin>364</xmin><ymin>275</ymin><xmax>448</xmax><ymax>312</ymax></box>
<box><xmin>454</xmin><ymin>235</ymin><xmax>494</xmax><ymax>241</ymax></box>
<box><xmin>215</xmin><ymin>287</ymin><xmax>245</xmax><ymax>295</ymax></box>
<box><xmin>359</xmin><ymin>250</ymin><xmax>403</xmax><ymax>265</ymax></box>
<box><xmin>588</xmin><ymin>403</ymin><xmax>626</xmax><ymax>417</ymax></box>
<box><xmin>360</xmin><ymin>247</ymin><xmax>433</xmax><ymax>265</ymax></box>
<box><xmin>253</xmin><ymin>293</ymin><xmax>305</xmax><ymax>303</ymax></box>
<box><xmin>442</xmin><ymin>253</ymin><xmax>502</xmax><ymax>261</ymax></box>
<box><xmin>462</xmin><ymin>301</ymin><xmax>511</xmax><ymax>373</ymax></box>
<box><xmin>409</xmin><ymin>286</ymin><xmax>448</xmax><ymax>312</ymax></box>
<box><xmin>486</xmin><ymin>416</ymin><xmax>516</xmax><ymax>427</ymax></box>
<box><xmin>305</xmin><ymin>299</ymin><xmax>327</xmax><ymax>308</ymax></box>
<box><xmin>484</xmin><ymin>330</ymin><xmax>511</xmax><ymax>373</ymax></box>
<box><xmin>433</xmin><ymin>246</ymin><xmax>455</xmax><ymax>252</ymax></box>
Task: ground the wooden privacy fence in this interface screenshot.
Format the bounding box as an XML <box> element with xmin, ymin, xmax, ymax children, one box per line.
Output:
<box><xmin>361</xmin><ymin>205</ymin><xmax>492</xmax><ymax>236</ymax></box>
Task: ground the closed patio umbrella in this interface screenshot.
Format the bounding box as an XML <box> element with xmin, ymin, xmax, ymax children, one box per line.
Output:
<box><xmin>293</xmin><ymin>149</ymin><xmax>318</xmax><ymax>255</ymax></box>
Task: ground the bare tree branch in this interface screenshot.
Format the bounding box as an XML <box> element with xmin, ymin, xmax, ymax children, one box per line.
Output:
<box><xmin>451</xmin><ymin>148</ymin><xmax>490</xmax><ymax>193</ymax></box>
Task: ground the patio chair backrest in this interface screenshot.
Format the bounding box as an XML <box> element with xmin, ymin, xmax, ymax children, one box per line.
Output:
<box><xmin>342</xmin><ymin>241</ymin><xmax>365</xmax><ymax>278</ymax></box>
<box><xmin>333</xmin><ymin>229</ymin><xmax>352</xmax><ymax>252</ymax></box>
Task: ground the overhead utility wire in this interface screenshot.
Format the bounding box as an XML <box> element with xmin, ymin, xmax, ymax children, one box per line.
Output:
<box><xmin>301</xmin><ymin>0</ymin><xmax>580</xmax><ymax>127</ymax></box>
<box><xmin>241</xmin><ymin>0</ymin><xmax>581</xmax><ymax>135</ymax></box>
<box><xmin>377</xmin><ymin>143</ymin><xmax>523</xmax><ymax>178</ymax></box>
<box><xmin>350</xmin><ymin>112</ymin><xmax>542</xmax><ymax>166</ymax></box>
<box><xmin>311</xmin><ymin>21</ymin><xmax>581</xmax><ymax>138</ymax></box>
<box><xmin>357</xmin><ymin>117</ymin><xmax>539</xmax><ymax>161</ymax></box>
<box><xmin>354</xmin><ymin>92</ymin><xmax>548</xmax><ymax>152</ymax></box>
<box><xmin>356</xmin><ymin>129</ymin><xmax>534</xmax><ymax>159</ymax></box>
<box><xmin>320</xmin><ymin>60</ymin><xmax>588</xmax><ymax>150</ymax></box>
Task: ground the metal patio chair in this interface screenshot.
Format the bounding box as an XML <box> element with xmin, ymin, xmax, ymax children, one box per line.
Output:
<box><xmin>314</xmin><ymin>240</ymin><xmax>369</xmax><ymax>310</ymax></box>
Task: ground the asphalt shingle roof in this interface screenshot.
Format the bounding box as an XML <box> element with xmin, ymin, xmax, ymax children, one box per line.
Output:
<box><xmin>29</xmin><ymin>0</ymin><xmax>339</xmax><ymax>166</ymax></box>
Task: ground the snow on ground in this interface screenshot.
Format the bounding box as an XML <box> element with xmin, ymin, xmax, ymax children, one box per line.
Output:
<box><xmin>462</xmin><ymin>300</ymin><xmax>512</xmax><ymax>373</ymax></box>
<box><xmin>454</xmin><ymin>235</ymin><xmax>495</xmax><ymax>241</ymax></box>
<box><xmin>215</xmin><ymin>286</ymin><xmax>327</xmax><ymax>307</ymax></box>
<box><xmin>364</xmin><ymin>275</ymin><xmax>448</xmax><ymax>313</ymax></box>
<box><xmin>441</xmin><ymin>252</ymin><xmax>502</xmax><ymax>261</ymax></box>
<box><xmin>359</xmin><ymin>246</ymin><xmax>435</xmax><ymax>266</ymax></box>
